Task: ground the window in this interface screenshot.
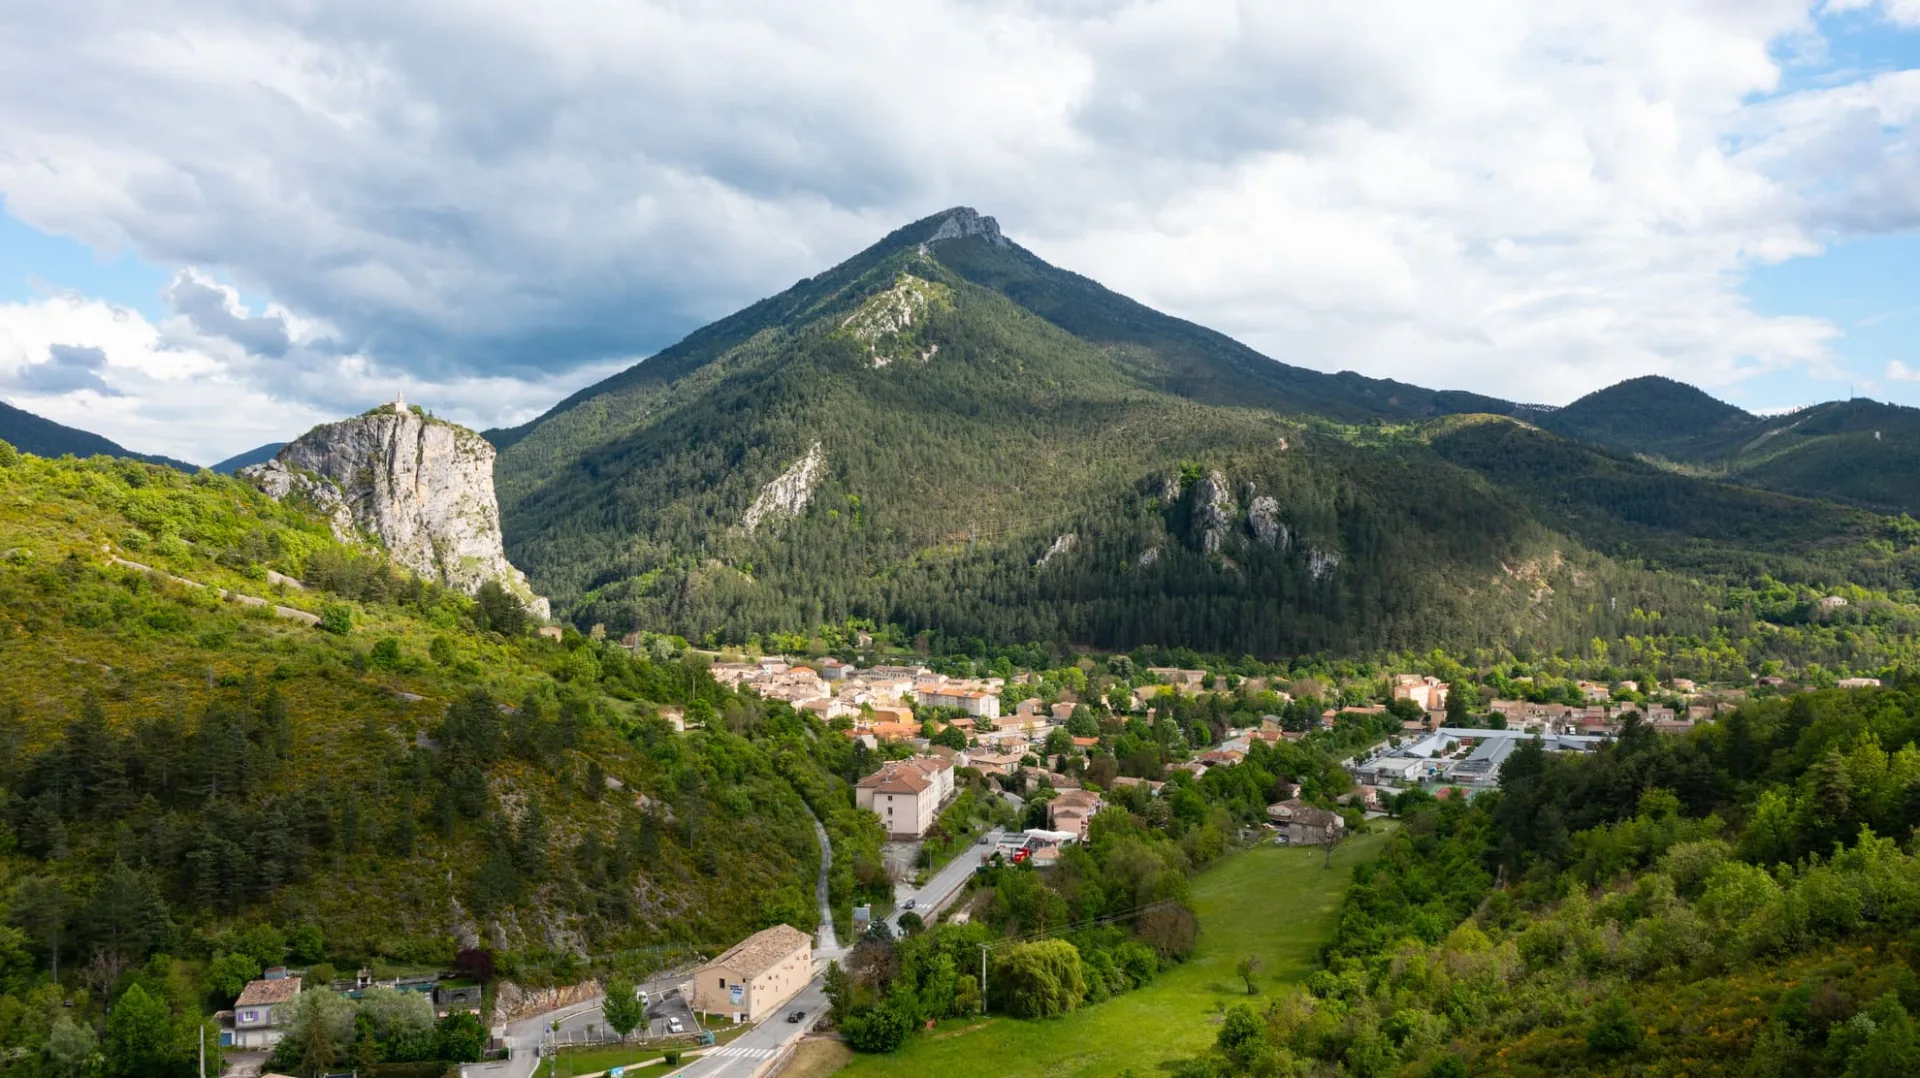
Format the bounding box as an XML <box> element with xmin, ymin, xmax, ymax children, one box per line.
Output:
<box><xmin>718</xmin><ymin>977</ymin><xmax>725</xmax><ymax>988</ymax></box>
<box><xmin>240</xmin><ymin>1010</ymin><xmax>258</xmax><ymax>1023</ymax></box>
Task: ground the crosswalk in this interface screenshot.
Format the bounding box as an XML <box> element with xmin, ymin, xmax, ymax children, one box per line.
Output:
<box><xmin>708</xmin><ymin>1045</ymin><xmax>777</xmax><ymax>1060</ymax></box>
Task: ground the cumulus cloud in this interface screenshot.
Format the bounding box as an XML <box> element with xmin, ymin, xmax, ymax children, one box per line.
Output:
<box><xmin>0</xmin><ymin>0</ymin><xmax>1914</xmax><ymax>438</ymax></box>
<box><xmin>0</xmin><ymin>287</ymin><xmax>630</xmax><ymax>463</ymax></box>
<box><xmin>10</xmin><ymin>343</ymin><xmax>122</xmax><ymax>396</ymax></box>
<box><xmin>162</xmin><ymin>270</ymin><xmax>294</xmax><ymax>357</ymax></box>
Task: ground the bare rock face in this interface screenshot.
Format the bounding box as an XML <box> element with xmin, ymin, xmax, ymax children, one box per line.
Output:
<box><xmin>1194</xmin><ymin>470</ymin><xmax>1237</xmax><ymax>554</ymax></box>
<box><xmin>925</xmin><ymin>207</ymin><xmax>1008</xmax><ymax>247</ymax></box>
<box><xmin>741</xmin><ymin>442</ymin><xmax>827</xmax><ymax>533</ymax></box>
<box><xmin>1036</xmin><ymin>533</ymin><xmax>1076</xmax><ymax>568</ymax></box>
<box><xmin>1247</xmin><ymin>494</ymin><xmax>1289</xmax><ymax>550</ymax></box>
<box><xmin>242</xmin><ymin>401</ymin><xmax>549</xmax><ymax>618</ymax></box>
<box><xmin>1308</xmin><ymin>549</ymin><xmax>1342</xmax><ymax>582</ymax></box>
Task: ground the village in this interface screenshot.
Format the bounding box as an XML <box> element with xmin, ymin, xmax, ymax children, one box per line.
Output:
<box><xmin>199</xmin><ymin>645</ymin><xmax>1853</xmax><ymax>1078</ymax></box>
<box><xmin>684</xmin><ymin>650</ymin><xmax>1821</xmax><ymax>858</ymax></box>
<box><xmin>193</xmin><ymin>646</ymin><xmax>1884</xmax><ymax>1078</ymax></box>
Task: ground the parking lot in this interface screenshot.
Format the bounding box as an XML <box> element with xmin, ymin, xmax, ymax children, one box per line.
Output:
<box><xmin>646</xmin><ymin>987</ymin><xmax>699</xmax><ymax>1037</ymax></box>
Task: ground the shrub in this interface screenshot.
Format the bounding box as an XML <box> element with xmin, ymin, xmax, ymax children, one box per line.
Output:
<box><xmin>1587</xmin><ymin>995</ymin><xmax>1642</xmax><ymax>1056</ymax></box>
<box><xmin>994</xmin><ymin>940</ymin><xmax>1087</xmax><ymax>1018</ymax></box>
<box><xmin>320</xmin><ymin>603</ymin><xmax>353</xmax><ymax>635</ymax></box>
<box><xmin>370</xmin><ymin>637</ymin><xmax>403</xmax><ymax>669</ymax></box>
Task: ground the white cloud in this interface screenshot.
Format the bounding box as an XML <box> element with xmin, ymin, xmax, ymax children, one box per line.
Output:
<box><xmin>1888</xmin><ymin>360</ymin><xmax>1920</xmax><ymax>381</ymax></box>
<box><xmin>0</xmin><ymin>0</ymin><xmax>1914</xmax><ymax>439</ymax></box>
<box><xmin>0</xmin><ymin>280</ymin><xmax>631</xmax><ymax>463</ymax></box>
<box><xmin>1826</xmin><ymin>0</ymin><xmax>1920</xmax><ymax>28</ymax></box>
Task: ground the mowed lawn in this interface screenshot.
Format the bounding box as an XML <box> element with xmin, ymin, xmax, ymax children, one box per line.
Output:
<box><xmin>838</xmin><ymin>826</ymin><xmax>1393</xmax><ymax>1078</ymax></box>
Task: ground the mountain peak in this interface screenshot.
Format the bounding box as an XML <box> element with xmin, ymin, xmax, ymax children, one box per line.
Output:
<box><xmin>925</xmin><ymin>206</ymin><xmax>1007</xmax><ymax>247</ymax></box>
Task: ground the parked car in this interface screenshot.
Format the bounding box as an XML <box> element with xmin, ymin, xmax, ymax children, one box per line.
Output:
<box><xmin>787</xmin><ymin>1010</ymin><xmax>807</xmax><ymax>1023</ymax></box>
<box><xmin>668</xmin><ymin>1018</ymin><xmax>684</xmax><ymax>1034</ymax></box>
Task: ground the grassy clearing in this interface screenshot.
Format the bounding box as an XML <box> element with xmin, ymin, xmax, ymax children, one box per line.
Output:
<box><xmin>838</xmin><ymin>825</ymin><xmax>1394</xmax><ymax>1078</ymax></box>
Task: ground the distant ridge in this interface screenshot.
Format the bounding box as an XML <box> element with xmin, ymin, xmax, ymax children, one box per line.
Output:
<box><xmin>211</xmin><ymin>442</ymin><xmax>286</xmax><ymax>474</ymax></box>
<box><xmin>1537</xmin><ymin>375</ymin><xmax>1756</xmax><ymax>459</ymax></box>
<box><xmin>0</xmin><ymin>398</ymin><xmax>198</xmax><ymax>471</ymax></box>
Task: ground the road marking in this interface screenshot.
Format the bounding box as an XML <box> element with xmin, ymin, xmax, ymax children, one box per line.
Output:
<box><xmin>710</xmin><ymin>1046</ymin><xmax>776</xmax><ymax>1059</ymax></box>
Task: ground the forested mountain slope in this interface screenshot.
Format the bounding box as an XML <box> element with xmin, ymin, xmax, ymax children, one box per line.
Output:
<box><xmin>0</xmin><ymin>443</ymin><xmax>876</xmax><ymax>1011</ymax></box>
<box><xmin>1537</xmin><ymin>378</ymin><xmax>1920</xmax><ymax>516</ymax></box>
<box><xmin>491</xmin><ymin>210</ymin><xmax>1920</xmax><ymax>659</ymax></box>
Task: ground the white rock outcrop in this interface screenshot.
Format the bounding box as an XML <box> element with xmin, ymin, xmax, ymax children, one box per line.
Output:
<box><xmin>1194</xmin><ymin>470</ymin><xmax>1237</xmax><ymax>554</ymax></box>
<box><xmin>741</xmin><ymin>442</ymin><xmax>827</xmax><ymax>534</ymax></box>
<box><xmin>242</xmin><ymin>401</ymin><xmax>550</xmax><ymax>618</ymax></box>
<box><xmin>925</xmin><ymin>207</ymin><xmax>1009</xmax><ymax>247</ymax></box>
<box><xmin>1247</xmin><ymin>495</ymin><xmax>1289</xmax><ymax>550</ymax></box>
<box><xmin>1036</xmin><ymin>533</ymin><xmax>1076</xmax><ymax>568</ymax></box>
<box><xmin>1308</xmin><ymin>549</ymin><xmax>1342</xmax><ymax>582</ymax></box>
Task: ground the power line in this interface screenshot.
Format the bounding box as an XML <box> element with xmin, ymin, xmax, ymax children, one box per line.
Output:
<box><xmin>979</xmin><ymin>898</ymin><xmax>1182</xmax><ymax>951</ymax></box>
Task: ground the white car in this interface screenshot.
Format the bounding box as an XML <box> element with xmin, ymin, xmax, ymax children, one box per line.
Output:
<box><xmin>668</xmin><ymin>1018</ymin><xmax>684</xmax><ymax>1034</ymax></box>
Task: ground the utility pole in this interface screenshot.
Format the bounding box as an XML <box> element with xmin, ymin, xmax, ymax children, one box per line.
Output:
<box><xmin>978</xmin><ymin>944</ymin><xmax>988</xmax><ymax>1014</ymax></box>
<box><xmin>198</xmin><ymin>1024</ymin><xmax>204</xmax><ymax>1078</ymax></box>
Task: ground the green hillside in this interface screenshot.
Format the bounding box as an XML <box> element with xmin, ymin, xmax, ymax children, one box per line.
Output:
<box><xmin>0</xmin><ymin>442</ymin><xmax>889</xmax><ymax>1073</ymax></box>
<box><xmin>1718</xmin><ymin>399</ymin><xmax>1920</xmax><ymax>515</ymax></box>
<box><xmin>491</xmin><ymin>210</ymin><xmax>1916</xmax><ymax>661</ymax></box>
<box><xmin>1536</xmin><ymin>374</ymin><xmax>1759</xmax><ymax>460</ymax></box>
<box><xmin>1532</xmin><ymin>378</ymin><xmax>1920</xmax><ymax>516</ymax></box>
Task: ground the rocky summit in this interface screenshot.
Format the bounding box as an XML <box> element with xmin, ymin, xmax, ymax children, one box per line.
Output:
<box><xmin>244</xmin><ymin>398</ymin><xmax>550</xmax><ymax>618</ymax></box>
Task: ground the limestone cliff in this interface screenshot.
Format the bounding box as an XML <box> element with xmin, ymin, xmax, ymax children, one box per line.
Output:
<box><xmin>741</xmin><ymin>442</ymin><xmax>827</xmax><ymax>534</ymax></box>
<box><xmin>243</xmin><ymin>401</ymin><xmax>550</xmax><ymax>619</ymax></box>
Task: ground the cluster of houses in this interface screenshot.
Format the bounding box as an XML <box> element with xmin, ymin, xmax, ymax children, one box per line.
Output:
<box><xmin>227</xmin><ymin>925</ymin><xmax>823</xmax><ymax>1055</ymax></box>
<box><xmin>222</xmin><ymin>967</ymin><xmax>486</xmax><ymax>1050</ymax></box>
<box><xmin>706</xmin><ymin>657</ymin><xmax>1012</xmax><ymax>728</ymax></box>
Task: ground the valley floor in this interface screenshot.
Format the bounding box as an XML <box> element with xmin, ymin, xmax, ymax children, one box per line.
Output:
<box><xmin>834</xmin><ymin>826</ymin><xmax>1394</xmax><ymax>1078</ymax></box>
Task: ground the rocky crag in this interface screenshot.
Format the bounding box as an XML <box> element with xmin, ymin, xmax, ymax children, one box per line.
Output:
<box><xmin>244</xmin><ymin>399</ymin><xmax>550</xmax><ymax>618</ymax></box>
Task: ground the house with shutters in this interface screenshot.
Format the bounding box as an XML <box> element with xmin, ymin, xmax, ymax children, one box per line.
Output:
<box><xmin>232</xmin><ymin>972</ymin><xmax>303</xmax><ymax>1048</ymax></box>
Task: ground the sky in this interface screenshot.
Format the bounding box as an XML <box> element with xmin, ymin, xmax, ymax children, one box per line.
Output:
<box><xmin>1</xmin><ymin>1</ymin><xmax>1919</xmax><ymax>464</ymax></box>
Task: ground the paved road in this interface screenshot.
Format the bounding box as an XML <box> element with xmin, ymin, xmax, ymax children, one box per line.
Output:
<box><xmin>470</xmin><ymin>970</ymin><xmax>690</xmax><ymax>1078</ymax></box>
<box><xmin>885</xmin><ymin>828</ymin><xmax>1002</xmax><ymax>931</ymax></box>
<box><xmin>808</xmin><ymin>807</ymin><xmax>840</xmax><ymax>957</ymax></box>
<box><xmin>475</xmin><ymin>814</ymin><xmax>996</xmax><ymax>1078</ymax></box>
<box><xmin>677</xmin><ymin>978</ymin><xmax>830</xmax><ymax>1078</ymax></box>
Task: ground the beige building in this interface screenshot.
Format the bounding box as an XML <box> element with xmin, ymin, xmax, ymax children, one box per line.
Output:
<box><xmin>690</xmin><ymin>924</ymin><xmax>813</xmax><ymax>1022</ymax></box>
<box><xmin>1047</xmin><ymin>788</ymin><xmax>1105</xmax><ymax>841</ymax></box>
<box><xmin>919</xmin><ymin>687</ymin><xmax>1002</xmax><ymax>720</ymax></box>
<box><xmin>1391</xmin><ymin>675</ymin><xmax>1451</xmax><ymax>711</ymax></box>
<box><xmin>854</xmin><ymin>757</ymin><xmax>956</xmax><ymax>838</ymax></box>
